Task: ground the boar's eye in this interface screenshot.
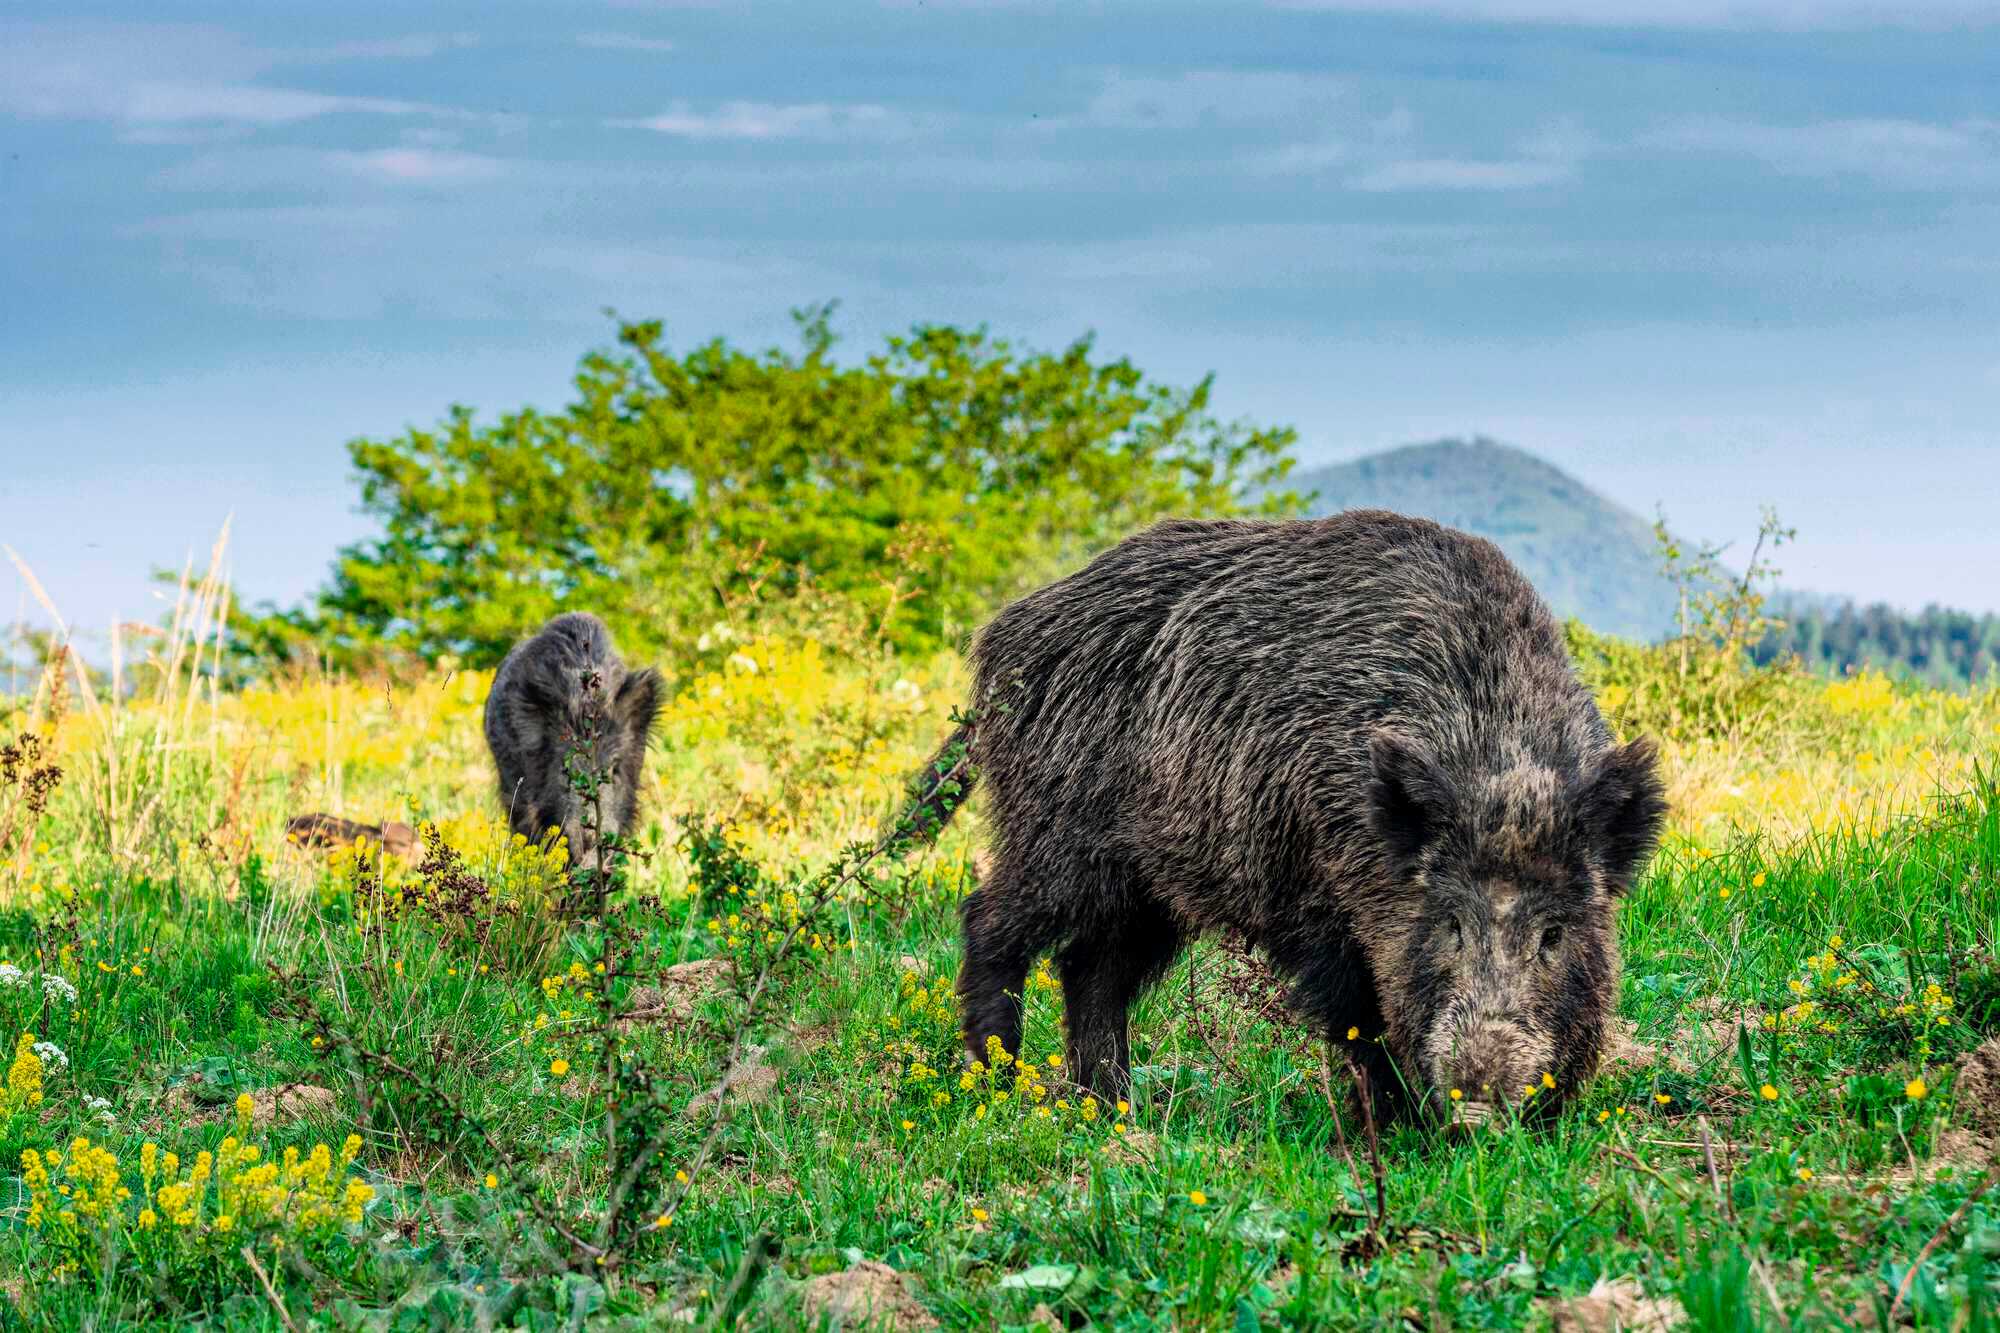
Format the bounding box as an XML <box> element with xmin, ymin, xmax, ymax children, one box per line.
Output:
<box><xmin>1539</xmin><ymin>924</ymin><xmax>1564</xmax><ymax>957</ymax></box>
<box><xmin>1446</xmin><ymin>917</ymin><xmax>1465</xmax><ymax>952</ymax></box>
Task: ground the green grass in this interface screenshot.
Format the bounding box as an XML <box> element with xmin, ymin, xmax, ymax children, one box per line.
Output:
<box><xmin>3</xmin><ymin>771</ymin><xmax>1998</xmax><ymax>1329</ymax></box>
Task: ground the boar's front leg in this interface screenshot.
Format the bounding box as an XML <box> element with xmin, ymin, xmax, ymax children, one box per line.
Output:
<box><xmin>1056</xmin><ymin>908</ymin><xmax>1183</xmax><ymax>1102</ymax></box>
<box><xmin>958</xmin><ymin>856</ymin><xmax>1056</xmax><ymax>1068</ymax></box>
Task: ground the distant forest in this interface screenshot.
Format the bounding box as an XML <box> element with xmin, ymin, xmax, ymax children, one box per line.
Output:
<box><xmin>1754</xmin><ymin>601</ymin><xmax>2000</xmax><ymax>687</ymax></box>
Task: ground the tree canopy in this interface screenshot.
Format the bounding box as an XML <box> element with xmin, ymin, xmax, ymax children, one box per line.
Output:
<box><xmin>240</xmin><ymin>307</ymin><xmax>1299</xmax><ymax>669</ymax></box>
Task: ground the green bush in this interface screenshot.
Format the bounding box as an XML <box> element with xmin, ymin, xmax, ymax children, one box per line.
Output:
<box><xmin>238</xmin><ymin>306</ymin><xmax>1299</xmax><ymax>672</ymax></box>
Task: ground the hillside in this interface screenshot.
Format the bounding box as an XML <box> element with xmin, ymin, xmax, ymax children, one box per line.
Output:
<box><xmin>1288</xmin><ymin>437</ymin><xmax>1679</xmax><ymax>641</ymax></box>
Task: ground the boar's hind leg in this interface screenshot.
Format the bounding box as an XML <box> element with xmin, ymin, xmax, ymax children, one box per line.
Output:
<box><xmin>1057</xmin><ymin>910</ymin><xmax>1182</xmax><ymax>1102</ymax></box>
<box><xmin>958</xmin><ymin>865</ymin><xmax>1057</xmax><ymax>1068</ymax></box>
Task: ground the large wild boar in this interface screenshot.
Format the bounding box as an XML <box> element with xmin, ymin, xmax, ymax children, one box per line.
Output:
<box><xmin>907</xmin><ymin>511</ymin><xmax>1666</xmax><ymax>1123</ymax></box>
<box><xmin>484</xmin><ymin>612</ymin><xmax>661</xmax><ymax>869</ymax></box>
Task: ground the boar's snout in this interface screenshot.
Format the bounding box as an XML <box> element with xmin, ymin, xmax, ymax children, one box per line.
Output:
<box><xmin>1427</xmin><ymin>1014</ymin><xmax>1557</xmax><ymax>1118</ymax></box>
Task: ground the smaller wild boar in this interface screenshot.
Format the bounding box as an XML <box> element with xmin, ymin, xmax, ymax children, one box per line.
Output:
<box><xmin>483</xmin><ymin>612</ymin><xmax>661</xmax><ymax>868</ymax></box>
<box><xmin>906</xmin><ymin>511</ymin><xmax>1667</xmax><ymax>1125</ymax></box>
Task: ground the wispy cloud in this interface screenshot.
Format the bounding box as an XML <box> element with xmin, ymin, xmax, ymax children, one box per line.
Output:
<box><xmin>1644</xmin><ymin>115</ymin><xmax>2000</xmax><ymax>186</ymax></box>
<box><xmin>576</xmin><ymin>32</ymin><xmax>677</xmax><ymax>53</ymax></box>
<box><xmin>611</xmin><ymin>100</ymin><xmax>898</xmax><ymax>140</ymax></box>
<box><xmin>1349</xmin><ymin>157</ymin><xmax>1572</xmax><ymax>190</ymax></box>
<box><xmin>290</xmin><ymin>34</ymin><xmax>480</xmax><ymax>63</ymax></box>
<box><xmin>0</xmin><ymin>21</ymin><xmax>476</xmax><ymax>139</ymax></box>
<box><xmin>1347</xmin><ymin>122</ymin><xmax>1593</xmax><ymax>191</ymax></box>
<box><xmin>1062</xmin><ymin>69</ymin><xmax>1349</xmax><ymax>131</ymax></box>
<box><xmin>1270</xmin><ymin>0</ymin><xmax>2000</xmax><ymax>30</ymax></box>
<box><xmin>327</xmin><ymin>147</ymin><xmax>507</xmax><ymax>185</ymax></box>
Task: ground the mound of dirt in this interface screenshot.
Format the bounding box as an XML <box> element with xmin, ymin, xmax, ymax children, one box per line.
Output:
<box><xmin>684</xmin><ymin>1046</ymin><xmax>780</xmax><ymax>1117</ymax></box>
<box><xmin>1955</xmin><ymin>1037</ymin><xmax>2000</xmax><ymax>1135</ymax></box>
<box><xmin>1100</xmin><ymin>1128</ymin><xmax>1160</xmax><ymax>1165</ymax></box>
<box><xmin>1547</xmin><ymin>1277</ymin><xmax>1685</xmax><ymax>1332</ymax></box>
<box><xmin>623</xmin><ymin>959</ymin><xmax>737</xmax><ymax>1027</ymax></box>
<box><xmin>1603</xmin><ymin>1020</ymin><xmax>1658</xmax><ymax>1073</ymax></box>
<box><xmin>799</xmin><ymin>1261</ymin><xmax>938</xmax><ymax>1331</ymax></box>
<box><xmin>284</xmin><ymin>813</ymin><xmax>416</xmax><ymax>859</ymax></box>
<box><xmin>166</xmin><ymin>1081</ymin><xmax>337</xmax><ymax>1125</ymax></box>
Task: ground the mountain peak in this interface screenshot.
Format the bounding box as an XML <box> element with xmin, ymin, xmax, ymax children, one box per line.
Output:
<box><xmin>1288</xmin><ymin>438</ymin><xmax>1677</xmax><ymax>641</ymax></box>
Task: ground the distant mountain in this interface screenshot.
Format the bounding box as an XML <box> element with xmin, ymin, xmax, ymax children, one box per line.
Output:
<box><xmin>1286</xmin><ymin>438</ymin><xmax>1679</xmax><ymax>642</ymax></box>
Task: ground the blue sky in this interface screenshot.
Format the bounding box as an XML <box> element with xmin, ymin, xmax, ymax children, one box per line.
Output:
<box><xmin>4</xmin><ymin>0</ymin><xmax>1998</xmax><ymax>647</ymax></box>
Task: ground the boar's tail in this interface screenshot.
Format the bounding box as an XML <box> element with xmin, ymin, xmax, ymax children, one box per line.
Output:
<box><xmin>878</xmin><ymin>719</ymin><xmax>979</xmax><ymax>853</ymax></box>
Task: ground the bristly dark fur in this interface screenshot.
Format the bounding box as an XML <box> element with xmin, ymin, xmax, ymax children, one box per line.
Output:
<box><xmin>483</xmin><ymin>612</ymin><xmax>661</xmax><ymax>867</ymax></box>
<box><xmin>917</xmin><ymin>510</ymin><xmax>1667</xmax><ymax>1120</ymax></box>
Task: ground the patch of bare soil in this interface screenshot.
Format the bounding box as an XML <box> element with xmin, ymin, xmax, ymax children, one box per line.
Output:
<box><xmin>1603</xmin><ymin>1019</ymin><xmax>1657</xmax><ymax>1073</ymax></box>
<box><xmin>1955</xmin><ymin>1037</ymin><xmax>2000</xmax><ymax>1135</ymax></box>
<box><xmin>1547</xmin><ymin>1277</ymin><xmax>1685</xmax><ymax>1332</ymax></box>
<box><xmin>684</xmin><ymin>1045</ymin><xmax>780</xmax><ymax>1116</ymax></box>
<box><xmin>799</xmin><ymin>1261</ymin><xmax>938</xmax><ymax>1331</ymax></box>
<box><xmin>1099</xmin><ymin>1128</ymin><xmax>1160</xmax><ymax>1165</ymax></box>
<box><xmin>284</xmin><ymin>813</ymin><xmax>416</xmax><ymax>858</ymax></box>
<box><xmin>166</xmin><ymin>1081</ymin><xmax>337</xmax><ymax>1125</ymax></box>
<box><xmin>623</xmin><ymin>959</ymin><xmax>737</xmax><ymax>1027</ymax></box>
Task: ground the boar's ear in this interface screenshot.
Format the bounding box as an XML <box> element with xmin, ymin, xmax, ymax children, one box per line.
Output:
<box><xmin>614</xmin><ymin>668</ymin><xmax>662</xmax><ymax>750</ymax></box>
<box><xmin>1578</xmin><ymin>737</ymin><xmax>1668</xmax><ymax>894</ymax></box>
<box><xmin>1367</xmin><ymin>731</ymin><xmax>1456</xmax><ymax>862</ymax></box>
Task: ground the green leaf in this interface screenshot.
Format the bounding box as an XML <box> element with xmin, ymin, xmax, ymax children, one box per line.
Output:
<box><xmin>998</xmin><ymin>1264</ymin><xmax>1080</xmax><ymax>1292</ymax></box>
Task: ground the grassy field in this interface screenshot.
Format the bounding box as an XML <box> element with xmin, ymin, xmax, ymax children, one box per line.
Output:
<box><xmin>2</xmin><ymin>594</ymin><xmax>2000</xmax><ymax>1328</ymax></box>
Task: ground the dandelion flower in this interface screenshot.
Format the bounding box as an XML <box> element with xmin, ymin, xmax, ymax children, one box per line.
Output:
<box><xmin>1346</xmin><ymin>1026</ymin><xmax>1359</xmax><ymax>1041</ymax></box>
<box><xmin>676</xmin><ymin>1170</ymin><xmax>690</xmax><ymax>1184</ymax></box>
<box><xmin>901</xmin><ymin>1119</ymin><xmax>914</xmax><ymax>1131</ymax></box>
<box><xmin>1189</xmin><ymin>1190</ymin><xmax>1208</xmax><ymax>1206</ymax></box>
<box><xmin>1760</xmin><ymin>1084</ymin><xmax>1779</xmax><ymax>1101</ymax></box>
<box><xmin>1751</xmin><ymin>872</ymin><xmax>1766</xmax><ymax>888</ymax></box>
<box><xmin>484</xmin><ymin>1174</ymin><xmax>498</xmax><ymax>1190</ymax></box>
<box><xmin>1541</xmin><ymin>1072</ymin><xmax>1556</xmax><ymax>1090</ymax></box>
<box><xmin>653</xmin><ymin>1212</ymin><xmax>673</xmax><ymax>1228</ymax></box>
<box><xmin>549</xmin><ymin>1058</ymin><xmax>570</xmax><ymax>1077</ymax></box>
<box><xmin>1655</xmin><ymin>1093</ymin><xmax>1672</xmax><ymax>1105</ymax></box>
<box><xmin>1907</xmin><ymin>1077</ymin><xmax>1928</xmax><ymax>1100</ymax></box>
<box><xmin>1796</xmin><ymin>1166</ymin><xmax>1813</xmax><ymax>1182</ymax></box>
<box><xmin>1117</xmin><ymin>1100</ymin><xmax>1130</xmax><ymax>1115</ymax></box>
<box><xmin>1596</xmin><ymin>1110</ymin><xmax>1611</xmax><ymax>1123</ymax></box>
<box><xmin>971</xmin><ymin>1207</ymin><xmax>989</xmax><ymax>1222</ymax></box>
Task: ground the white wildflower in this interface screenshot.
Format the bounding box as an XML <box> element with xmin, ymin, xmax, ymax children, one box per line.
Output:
<box><xmin>33</xmin><ymin>1040</ymin><xmax>68</xmax><ymax>1070</ymax></box>
<box><xmin>727</xmin><ymin>652</ymin><xmax>759</xmax><ymax>675</ymax></box>
<box><xmin>0</xmin><ymin>963</ymin><xmax>26</xmax><ymax>989</ymax></box>
<box><xmin>41</xmin><ymin>974</ymin><xmax>78</xmax><ymax>1004</ymax></box>
<box><xmin>889</xmin><ymin>679</ymin><xmax>924</xmax><ymax>711</ymax></box>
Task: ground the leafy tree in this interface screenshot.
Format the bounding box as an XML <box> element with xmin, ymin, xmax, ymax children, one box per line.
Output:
<box><xmin>1755</xmin><ymin>599</ymin><xmax>2000</xmax><ymax>687</ymax></box>
<box><xmin>239</xmin><ymin>307</ymin><xmax>1299</xmax><ymax>670</ymax></box>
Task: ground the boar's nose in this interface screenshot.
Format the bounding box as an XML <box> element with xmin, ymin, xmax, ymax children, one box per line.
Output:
<box><xmin>1445</xmin><ymin>1020</ymin><xmax>1528</xmax><ymax>1099</ymax></box>
<box><xmin>1447</xmin><ymin>1097</ymin><xmax>1502</xmax><ymax>1135</ymax></box>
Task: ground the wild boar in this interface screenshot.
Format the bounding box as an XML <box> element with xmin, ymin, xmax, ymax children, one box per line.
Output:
<box><xmin>907</xmin><ymin>510</ymin><xmax>1666</xmax><ymax>1123</ymax></box>
<box><xmin>483</xmin><ymin>612</ymin><xmax>661</xmax><ymax>869</ymax></box>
